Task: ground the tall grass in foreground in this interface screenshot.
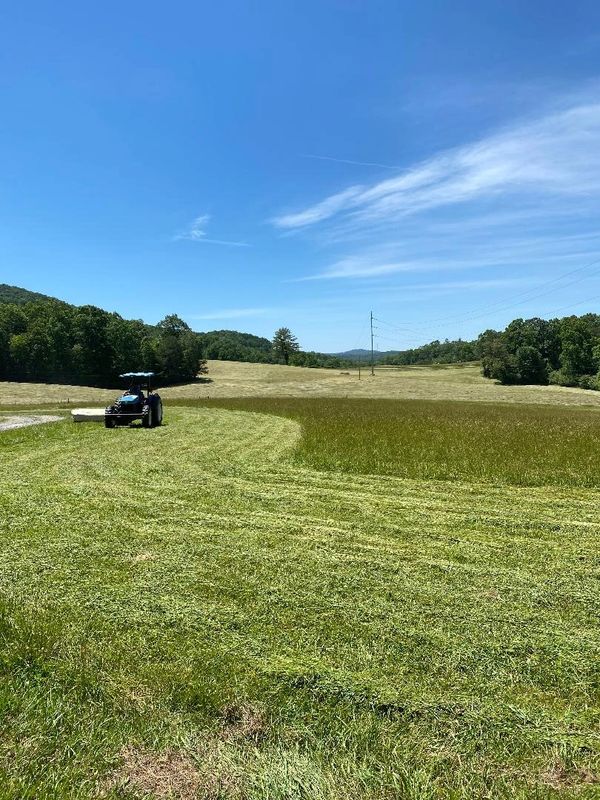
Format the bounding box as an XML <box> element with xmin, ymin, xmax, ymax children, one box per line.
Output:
<box><xmin>186</xmin><ymin>397</ymin><xmax>600</xmax><ymax>486</ymax></box>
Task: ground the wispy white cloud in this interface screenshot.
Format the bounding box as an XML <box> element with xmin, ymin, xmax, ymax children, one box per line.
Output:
<box><xmin>297</xmin><ymin>234</ymin><xmax>600</xmax><ymax>281</ymax></box>
<box><xmin>188</xmin><ymin>307</ymin><xmax>270</xmax><ymax>320</ymax></box>
<box><xmin>405</xmin><ymin>277</ymin><xmax>537</xmax><ymax>292</ymax></box>
<box><xmin>278</xmin><ymin>94</ymin><xmax>600</xmax><ymax>292</ymax></box>
<box><xmin>272</xmin><ymin>187</ymin><xmax>364</xmax><ymax>229</ymax></box>
<box><xmin>174</xmin><ymin>213</ymin><xmax>211</xmax><ymax>241</ymax></box>
<box><xmin>296</xmin><ymin>257</ymin><xmax>416</xmax><ymax>281</ymax></box>
<box><xmin>199</xmin><ymin>238</ymin><xmax>251</xmax><ymax>247</ymax></box>
<box><xmin>174</xmin><ymin>214</ymin><xmax>249</xmax><ymax>247</ymax></box>
<box><xmin>273</xmin><ymin>100</ymin><xmax>600</xmax><ymax>233</ymax></box>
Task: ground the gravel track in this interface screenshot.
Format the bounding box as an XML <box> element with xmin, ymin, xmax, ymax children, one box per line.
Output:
<box><xmin>0</xmin><ymin>414</ymin><xmax>63</xmax><ymax>432</ymax></box>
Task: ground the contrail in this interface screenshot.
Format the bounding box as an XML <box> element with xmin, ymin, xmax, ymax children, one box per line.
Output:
<box><xmin>300</xmin><ymin>153</ymin><xmax>399</xmax><ymax>170</ymax></box>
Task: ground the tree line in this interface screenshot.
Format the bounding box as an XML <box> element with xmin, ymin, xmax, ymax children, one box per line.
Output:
<box><xmin>0</xmin><ymin>301</ymin><xmax>204</xmax><ymax>386</ymax></box>
<box><xmin>478</xmin><ymin>314</ymin><xmax>600</xmax><ymax>389</ymax></box>
<box><xmin>3</xmin><ymin>289</ymin><xmax>600</xmax><ymax>391</ymax></box>
<box><xmin>199</xmin><ymin>326</ymin><xmax>353</xmax><ymax>369</ymax></box>
<box><xmin>0</xmin><ymin>301</ymin><xmax>350</xmax><ymax>386</ymax></box>
<box><xmin>379</xmin><ymin>338</ymin><xmax>479</xmax><ymax>366</ymax></box>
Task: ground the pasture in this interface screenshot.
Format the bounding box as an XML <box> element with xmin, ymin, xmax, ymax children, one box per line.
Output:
<box><xmin>0</xmin><ymin>366</ymin><xmax>599</xmax><ymax>798</ymax></box>
<box><xmin>3</xmin><ymin>360</ymin><xmax>600</xmax><ymax>407</ymax></box>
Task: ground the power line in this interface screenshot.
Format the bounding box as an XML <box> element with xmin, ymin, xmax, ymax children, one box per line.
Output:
<box><xmin>373</xmin><ymin>253</ymin><xmax>600</xmax><ymax>333</ymax></box>
<box><xmin>376</xmin><ymin>333</ymin><xmax>424</xmax><ymax>346</ymax></box>
<box><xmin>374</xmin><ymin>317</ymin><xmax>424</xmax><ymax>336</ymax></box>
<box><xmin>363</xmin><ymin>253</ymin><xmax>600</xmax><ymax>361</ymax></box>
<box><xmin>430</xmin><ymin>255</ymin><xmax>600</xmax><ymax>328</ymax></box>
<box><xmin>368</xmin><ymin>295</ymin><xmax>600</xmax><ymax>360</ymax></box>
<box><xmin>537</xmin><ymin>291</ymin><xmax>600</xmax><ymax>318</ymax></box>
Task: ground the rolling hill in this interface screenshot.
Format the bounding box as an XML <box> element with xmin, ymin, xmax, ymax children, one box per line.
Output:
<box><xmin>0</xmin><ymin>283</ymin><xmax>57</xmax><ymax>305</ymax></box>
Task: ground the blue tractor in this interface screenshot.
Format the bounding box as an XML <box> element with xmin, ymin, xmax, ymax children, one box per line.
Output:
<box><xmin>104</xmin><ymin>372</ymin><xmax>163</xmax><ymax>429</ymax></box>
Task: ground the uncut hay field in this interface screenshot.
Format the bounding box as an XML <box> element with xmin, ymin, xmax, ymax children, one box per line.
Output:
<box><xmin>0</xmin><ymin>363</ymin><xmax>599</xmax><ymax>799</ymax></box>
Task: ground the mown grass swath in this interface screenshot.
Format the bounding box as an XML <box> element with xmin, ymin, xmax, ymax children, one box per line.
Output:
<box><xmin>0</xmin><ymin>404</ymin><xmax>599</xmax><ymax>798</ymax></box>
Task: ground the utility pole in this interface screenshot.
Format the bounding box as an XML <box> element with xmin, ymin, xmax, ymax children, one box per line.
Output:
<box><xmin>370</xmin><ymin>310</ymin><xmax>375</xmax><ymax>376</ymax></box>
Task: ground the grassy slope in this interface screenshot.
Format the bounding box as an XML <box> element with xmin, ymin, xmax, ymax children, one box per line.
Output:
<box><xmin>0</xmin><ymin>408</ymin><xmax>599</xmax><ymax>798</ymax></box>
<box><xmin>3</xmin><ymin>360</ymin><xmax>600</xmax><ymax>407</ymax></box>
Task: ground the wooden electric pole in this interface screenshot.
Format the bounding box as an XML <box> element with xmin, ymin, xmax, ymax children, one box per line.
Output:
<box><xmin>370</xmin><ymin>310</ymin><xmax>375</xmax><ymax>376</ymax></box>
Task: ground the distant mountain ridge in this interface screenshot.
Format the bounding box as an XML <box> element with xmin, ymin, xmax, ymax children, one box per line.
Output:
<box><xmin>332</xmin><ymin>348</ymin><xmax>400</xmax><ymax>358</ymax></box>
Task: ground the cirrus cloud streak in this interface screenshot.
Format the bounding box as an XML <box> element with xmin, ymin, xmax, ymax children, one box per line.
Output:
<box><xmin>272</xmin><ymin>101</ymin><xmax>600</xmax><ymax>234</ymax></box>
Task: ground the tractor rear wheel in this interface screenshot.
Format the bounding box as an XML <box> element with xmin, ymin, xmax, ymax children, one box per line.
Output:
<box><xmin>142</xmin><ymin>406</ymin><xmax>152</xmax><ymax>428</ymax></box>
<box><xmin>154</xmin><ymin>400</ymin><xmax>163</xmax><ymax>426</ymax></box>
<box><xmin>104</xmin><ymin>416</ymin><xmax>115</xmax><ymax>428</ymax></box>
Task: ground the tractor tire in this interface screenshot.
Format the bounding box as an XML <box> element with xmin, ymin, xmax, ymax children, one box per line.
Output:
<box><xmin>104</xmin><ymin>415</ymin><xmax>115</xmax><ymax>428</ymax></box>
<box><xmin>142</xmin><ymin>406</ymin><xmax>152</xmax><ymax>428</ymax></box>
<box><xmin>154</xmin><ymin>400</ymin><xmax>163</xmax><ymax>426</ymax></box>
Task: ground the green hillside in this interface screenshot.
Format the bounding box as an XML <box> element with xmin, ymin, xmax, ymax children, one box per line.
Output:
<box><xmin>0</xmin><ymin>285</ymin><xmax>351</xmax><ymax>380</ymax></box>
<box><xmin>0</xmin><ymin>283</ymin><xmax>57</xmax><ymax>305</ymax></box>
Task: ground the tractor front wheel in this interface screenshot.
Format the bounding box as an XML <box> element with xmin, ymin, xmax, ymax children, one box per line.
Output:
<box><xmin>142</xmin><ymin>406</ymin><xmax>152</xmax><ymax>428</ymax></box>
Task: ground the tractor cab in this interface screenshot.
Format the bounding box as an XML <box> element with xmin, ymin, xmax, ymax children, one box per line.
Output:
<box><xmin>105</xmin><ymin>372</ymin><xmax>163</xmax><ymax>428</ymax></box>
<box><xmin>120</xmin><ymin>383</ymin><xmax>145</xmax><ymax>404</ymax></box>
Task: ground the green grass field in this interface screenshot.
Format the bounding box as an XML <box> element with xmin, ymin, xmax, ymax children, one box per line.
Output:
<box><xmin>1</xmin><ymin>387</ymin><xmax>599</xmax><ymax>799</ymax></box>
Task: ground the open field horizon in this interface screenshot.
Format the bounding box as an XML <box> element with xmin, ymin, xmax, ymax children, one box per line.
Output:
<box><xmin>3</xmin><ymin>360</ymin><xmax>600</xmax><ymax>408</ymax></box>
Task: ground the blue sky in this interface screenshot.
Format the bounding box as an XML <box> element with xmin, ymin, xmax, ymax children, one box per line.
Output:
<box><xmin>2</xmin><ymin>1</ymin><xmax>600</xmax><ymax>352</ymax></box>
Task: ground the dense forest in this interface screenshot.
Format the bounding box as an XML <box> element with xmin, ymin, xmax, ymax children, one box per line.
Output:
<box><xmin>0</xmin><ymin>289</ymin><xmax>351</xmax><ymax>385</ymax></box>
<box><xmin>478</xmin><ymin>315</ymin><xmax>600</xmax><ymax>389</ymax></box>
<box><xmin>0</xmin><ymin>300</ymin><xmax>204</xmax><ymax>386</ymax></box>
